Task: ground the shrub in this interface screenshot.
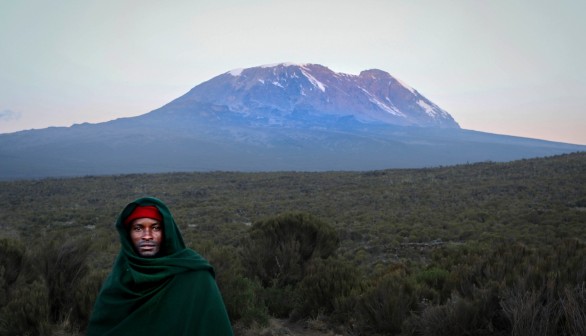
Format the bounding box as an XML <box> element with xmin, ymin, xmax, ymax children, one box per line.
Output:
<box><xmin>501</xmin><ymin>282</ymin><xmax>586</xmax><ymax>336</ymax></box>
<box><xmin>0</xmin><ymin>279</ymin><xmax>52</xmax><ymax>336</ymax></box>
<box><xmin>501</xmin><ymin>287</ymin><xmax>560</xmax><ymax>336</ymax></box>
<box><xmin>261</xmin><ymin>284</ymin><xmax>297</xmax><ymax>318</ymax></box>
<box><xmin>242</xmin><ymin>212</ymin><xmax>339</xmax><ymax>287</ymax></box>
<box><xmin>416</xmin><ymin>287</ymin><xmax>508</xmax><ymax>336</ymax></box>
<box><xmin>34</xmin><ymin>236</ymin><xmax>93</xmax><ymax>330</ymax></box>
<box><xmin>74</xmin><ymin>268</ymin><xmax>109</xmax><ymax>331</ymax></box>
<box><xmin>293</xmin><ymin>257</ymin><xmax>360</xmax><ymax>319</ymax></box>
<box><xmin>560</xmin><ymin>283</ymin><xmax>586</xmax><ymax>335</ymax></box>
<box><xmin>0</xmin><ymin>238</ymin><xmax>26</xmax><ymax>305</ymax></box>
<box><xmin>415</xmin><ymin>266</ymin><xmax>450</xmax><ymax>303</ymax></box>
<box><xmin>355</xmin><ymin>272</ymin><xmax>418</xmax><ymax>335</ymax></box>
<box><xmin>197</xmin><ymin>243</ymin><xmax>269</xmax><ymax>327</ymax></box>
<box><xmin>221</xmin><ymin>275</ymin><xmax>269</xmax><ymax>327</ymax></box>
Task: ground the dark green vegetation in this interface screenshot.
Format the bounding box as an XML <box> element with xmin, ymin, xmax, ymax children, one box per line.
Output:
<box><xmin>1</xmin><ymin>152</ymin><xmax>585</xmax><ymax>335</ymax></box>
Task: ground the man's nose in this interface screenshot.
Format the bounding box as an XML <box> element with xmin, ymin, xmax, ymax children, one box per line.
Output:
<box><xmin>142</xmin><ymin>229</ymin><xmax>153</xmax><ymax>240</ymax></box>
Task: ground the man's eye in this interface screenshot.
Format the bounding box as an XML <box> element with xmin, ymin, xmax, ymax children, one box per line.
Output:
<box><xmin>133</xmin><ymin>227</ymin><xmax>142</xmax><ymax>231</ymax></box>
<box><xmin>153</xmin><ymin>226</ymin><xmax>161</xmax><ymax>231</ymax></box>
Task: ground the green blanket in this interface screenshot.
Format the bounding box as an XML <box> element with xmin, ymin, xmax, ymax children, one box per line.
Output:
<box><xmin>87</xmin><ymin>197</ymin><xmax>233</xmax><ymax>335</ymax></box>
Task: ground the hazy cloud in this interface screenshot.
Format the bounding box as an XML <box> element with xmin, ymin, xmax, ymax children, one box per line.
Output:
<box><xmin>0</xmin><ymin>109</ymin><xmax>22</xmax><ymax>121</ymax></box>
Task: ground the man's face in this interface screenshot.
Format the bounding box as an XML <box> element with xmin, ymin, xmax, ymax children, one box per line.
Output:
<box><xmin>129</xmin><ymin>218</ymin><xmax>163</xmax><ymax>257</ymax></box>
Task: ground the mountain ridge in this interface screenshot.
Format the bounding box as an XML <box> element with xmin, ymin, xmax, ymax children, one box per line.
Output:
<box><xmin>171</xmin><ymin>63</ymin><xmax>459</xmax><ymax>128</ymax></box>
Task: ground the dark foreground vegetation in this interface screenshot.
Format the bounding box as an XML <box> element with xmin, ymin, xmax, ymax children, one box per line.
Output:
<box><xmin>0</xmin><ymin>152</ymin><xmax>585</xmax><ymax>335</ymax></box>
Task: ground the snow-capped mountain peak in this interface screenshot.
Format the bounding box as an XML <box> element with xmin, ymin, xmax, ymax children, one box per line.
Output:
<box><xmin>180</xmin><ymin>63</ymin><xmax>459</xmax><ymax>128</ymax></box>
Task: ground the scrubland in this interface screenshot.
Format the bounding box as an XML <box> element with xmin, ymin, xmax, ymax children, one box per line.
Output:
<box><xmin>1</xmin><ymin>153</ymin><xmax>585</xmax><ymax>335</ymax></box>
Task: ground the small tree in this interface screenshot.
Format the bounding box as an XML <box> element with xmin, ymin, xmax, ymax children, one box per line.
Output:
<box><xmin>242</xmin><ymin>212</ymin><xmax>339</xmax><ymax>288</ymax></box>
<box><xmin>241</xmin><ymin>213</ymin><xmax>339</xmax><ymax>317</ymax></box>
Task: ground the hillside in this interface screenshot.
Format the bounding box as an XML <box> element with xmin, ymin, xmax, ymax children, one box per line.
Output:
<box><xmin>0</xmin><ymin>153</ymin><xmax>585</xmax><ymax>335</ymax></box>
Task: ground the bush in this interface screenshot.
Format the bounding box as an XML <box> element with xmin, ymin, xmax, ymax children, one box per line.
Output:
<box><xmin>501</xmin><ymin>282</ymin><xmax>586</xmax><ymax>336</ymax></box>
<box><xmin>74</xmin><ymin>268</ymin><xmax>109</xmax><ymax>331</ymax></box>
<box><xmin>355</xmin><ymin>272</ymin><xmax>418</xmax><ymax>335</ymax></box>
<box><xmin>0</xmin><ymin>279</ymin><xmax>52</xmax><ymax>336</ymax></box>
<box><xmin>560</xmin><ymin>283</ymin><xmax>586</xmax><ymax>335</ymax></box>
<box><xmin>197</xmin><ymin>243</ymin><xmax>269</xmax><ymax>327</ymax></box>
<box><xmin>34</xmin><ymin>236</ymin><xmax>93</xmax><ymax>330</ymax></box>
<box><xmin>261</xmin><ymin>284</ymin><xmax>297</xmax><ymax>318</ymax></box>
<box><xmin>415</xmin><ymin>287</ymin><xmax>508</xmax><ymax>336</ymax></box>
<box><xmin>415</xmin><ymin>266</ymin><xmax>450</xmax><ymax>303</ymax></box>
<box><xmin>293</xmin><ymin>257</ymin><xmax>360</xmax><ymax>319</ymax></box>
<box><xmin>242</xmin><ymin>212</ymin><xmax>339</xmax><ymax>287</ymax></box>
<box><xmin>0</xmin><ymin>238</ymin><xmax>26</xmax><ymax>305</ymax></box>
<box><xmin>222</xmin><ymin>275</ymin><xmax>269</xmax><ymax>327</ymax></box>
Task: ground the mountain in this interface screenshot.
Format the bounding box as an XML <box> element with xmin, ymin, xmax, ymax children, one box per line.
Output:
<box><xmin>0</xmin><ymin>63</ymin><xmax>584</xmax><ymax>180</ymax></box>
<box><xmin>175</xmin><ymin>63</ymin><xmax>459</xmax><ymax>128</ymax></box>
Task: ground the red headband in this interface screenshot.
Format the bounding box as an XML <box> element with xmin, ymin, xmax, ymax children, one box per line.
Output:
<box><xmin>124</xmin><ymin>205</ymin><xmax>163</xmax><ymax>226</ymax></box>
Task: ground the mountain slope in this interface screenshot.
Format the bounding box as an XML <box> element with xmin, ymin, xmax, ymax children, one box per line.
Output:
<box><xmin>0</xmin><ymin>63</ymin><xmax>583</xmax><ymax>180</ymax></box>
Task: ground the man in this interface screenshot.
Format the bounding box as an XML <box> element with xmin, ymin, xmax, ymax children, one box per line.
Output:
<box><xmin>87</xmin><ymin>197</ymin><xmax>233</xmax><ymax>335</ymax></box>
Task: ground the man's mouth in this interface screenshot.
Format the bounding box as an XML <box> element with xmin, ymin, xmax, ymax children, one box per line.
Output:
<box><xmin>139</xmin><ymin>243</ymin><xmax>157</xmax><ymax>250</ymax></box>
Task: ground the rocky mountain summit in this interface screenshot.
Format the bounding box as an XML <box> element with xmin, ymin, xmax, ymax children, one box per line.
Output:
<box><xmin>170</xmin><ymin>63</ymin><xmax>459</xmax><ymax>128</ymax></box>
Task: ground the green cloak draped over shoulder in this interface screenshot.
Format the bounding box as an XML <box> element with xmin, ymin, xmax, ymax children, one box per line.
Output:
<box><xmin>87</xmin><ymin>197</ymin><xmax>233</xmax><ymax>335</ymax></box>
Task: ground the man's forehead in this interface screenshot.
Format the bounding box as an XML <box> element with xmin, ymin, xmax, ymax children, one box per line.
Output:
<box><xmin>131</xmin><ymin>218</ymin><xmax>162</xmax><ymax>226</ymax></box>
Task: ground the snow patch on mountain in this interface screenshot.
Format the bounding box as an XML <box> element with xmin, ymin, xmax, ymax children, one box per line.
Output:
<box><xmin>300</xmin><ymin>68</ymin><xmax>326</xmax><ymax>92</ymax></box>
<box><xmin>228</xmin><ymin>68</ymin><xmax>244</xmax><ymax>76</ymax></box>
<box><xmin>416</xmin><ymin>100</ymin><xmax>450</xmax><ymax>119</ymax></box>
<box><xmin>417</xmin><ymin>100</ymin><xmax>437</xmax><ymax>116</ymax></box>
<box><xmin>396</xmin><ymin>78</ymin><xmax>416</xmax><ymax>94</ymax></box>
<box><xmin>360</xmin><ymin>88</ymin><xmax>404</xmax><ymax>117</ymax></box>
<box><xmin>260</xmin><ymin>62</ymin><xmax>304</xmax><ymax>68</ymax></box>
<box><xmin>372</xmin><ymin>97</ymin><xmax>404</xmax><ymax>117</ymax></box>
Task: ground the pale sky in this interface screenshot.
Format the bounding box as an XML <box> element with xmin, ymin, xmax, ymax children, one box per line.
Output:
<box><xmin>1</xmin><ymin>0</ymin><xmax>585</xmax><ymax>145</ymax></box>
